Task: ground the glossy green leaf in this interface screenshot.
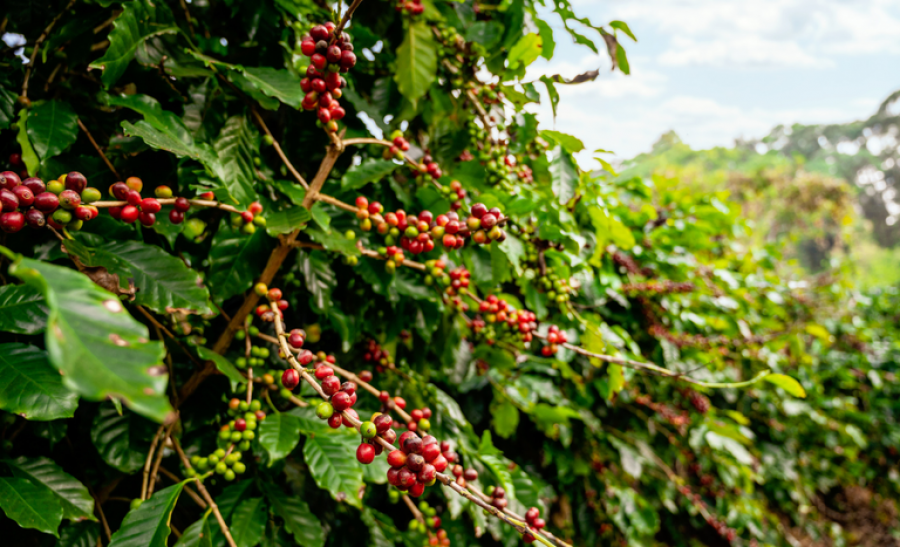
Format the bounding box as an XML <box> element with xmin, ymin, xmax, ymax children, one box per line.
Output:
<box><xmin>540</xmin><ymin>130</ymin><xmax>584</xmax><ymax>154</ymax></box>
<box><xmin>0</xmin><ymin>84</ymin><xmax>16</xmax><ymax>130</ymax></box>
<box><xmin>303</xmin><ymin>430</ymin><xmax>365</xmax><ymax>507</ymax></box>
<box><xmin>259</xmin><ymin>411</ymin><xmax>302</xmax><ymax>463</ymax></box>
<box><xmin>196</xmin><ymin>347</ymin><xmax>245</xmax><ymax>387</ymax></box>
<box><xmin>360</xmin><ymin>508</ymin><xmax>397</xmax><ymax>547</ymax></box>
<box><xmin>67</xmin><ymin>237</ymin><xmax>212</xmax><ymax>314</ymax></box>
<box><xmin>341</xmin><ymin>159</ymin><xmax>400</xmax><ymax>191</ymax></box>
<box><xmin>535</xmin><ymin>18</ymin><xmax>556</xmax><ymax>59</ymax></box>
<box><xmin>89</xmin><ymin>0</ymin><xmax>179</xmax><ymax>87</ymax></box>
<box><xmin>108</xmin><ymin>481</ymin><xmax>184</xmax><ymax>547</ymax></box>
<box><xmin>266</xmin><ymin>207</ymin><xmax>311</xmax><ymax>236</ymax></box>
<box><xmin>466</xmin><ymin>21</ymin><xmax>504</xmax><ymax>47</ymax></box>
<box><xmin>298</xmin><ymin>250</ymin><xmax>337</xmax><ymax>313</ymax></box>
<box><xmin>230</xmin><ymin>497</ymin><xmax>267</xmax><ymax>547</ymax></box>
<box><xmin>174</xmin><ymin>512</ymin><xmax>213</xmax><ymax>547</ymax></box>
<box><xmin>615</xmin><ymin>43</ymin><xmax>630</xmax><ymax>75</ymax></box>
<box><xmin>491</xmin><ymin>399</ymin><xmax>519</xmax><ymax>438</ymax></box>
<box><xmin>10</xmin><ymin>258</ymin><xmax>171</xmax><ymax>422</ymax></box>
<box><xmin>395</xmin><ymin>21</ymin><xmax>438</xmax><ymax>102</ymax></box>
<box><xmin>549</xmin><ymin>147</ymin><xmax>578</xmax><ymax>204</ymax></box>
<box><xmin>261</xmin><ymin>482</ymin><xmax>325</xmax><ymax>547</ymax></box>
<box><xmin>306</xmin><ymin>226</ymin><xmax>362</xmax><ymax>257</ymax></box>
<box><xmin>539</xmin><ymin>75</ymin><xmax>560</xmax><ymax>119</ymax></box>
<box><xmin>15</xmin><ymin>109</ymin><xmax>41</xmax><ymax>177</ymax></box>
<box><xmin>508</xmin><ymin>33</ymin><xmax>542</xmax><ymax>71</ymax></box>
<box><xmin>0</xmin><ymin>476</ymin><xmax>62</xmax><ymax>536</ymax></box>
<box><xmin>208</xmin><ymin>225</ymin><xmax>274</xmax><ymax>302</ymax></box>
<box><xmin>0</xmin><ymin>284</ymin><xmax>48</xmax><ymax>334</ymax></box>
<box><xmin>57</xmin><ymin>521</ymin><xmax>101</xmax><ymax>547</ymax></box>
<box><xmin>765</xmin><ymin>373</ymin><xmax>807</xmax><ymax>398</ymax></box>
<box><xmin>90</xmin><ymin>405</ymin><xmax>155</xmax><ymax>473</ymax></box>
<box><xmin>212</xmin><ymin>115</ymin><xmax>258</xmax><ymax>208</ymax></box>
<box><xmin>5</xmin><ymin>456</ymin><xmax>94</xmax><ymax>521</ymax></box>
<box><xmin>26</xmin><ymin>100</ymin><xmax>78</xmax><ymax>161</ymax></box>
<box><xmin>0</xmin><ymin>344</ymin><xmax>77</xmax><ymax>421</ymax></box>
<box><xmin>610</xmin><ymin>20</ymin><xmax>637</xmax><ymax>41</ymax></box>
<box><xmin>239</xmin><ymin>67</ymin><xmax>305</xmax><ymax>109</ymax></box>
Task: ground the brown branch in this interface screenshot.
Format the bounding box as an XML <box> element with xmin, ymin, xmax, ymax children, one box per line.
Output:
<box><xmin>93</xmin><ymin>492</ymin><xmax>112</xmax><ymax>541</ymax></box>
<box><xmin>142</xmin><ymin>424</ymin><xmax>167</xmax><ymax>500</ymax></box>
<box><xmin>171</xmin><ymin>436</ymin><xmax>238</xmax><ymax>547</ymax></box>
<box><xmin>21</xmin><ymin>0</ymin><xmax>76</xmax><ymax>100</ymax></box>
<box><xmin>251</xmin><ymin>109</ymin><xmax>308</xmax><ymax>189</ymax></box>
<box><xmin>177</xmin><ymin>0</ymin><xmax>196</xmax><ymax>38</ymax></box>
<box><xmin>93</xmin><ymin>198</ymin><xmax>242</xmax><ymax>214</ymax></box>
<box><xmin>331</xmin><ymin>0</ymin><xmax>366</xmax><ymax>44</ymax></box>
<box><xmin>158</xmin><ymin>466</ymin><xmax>206</xmax><ymax>509</ymax></box>
<box><xmin>146</xmin><ymin>424</ymin><xmax>175</xmax><ymax>496</ymax></box>
<box><xmin>77</xmin><ymin>118</ymin><xmax>121</xmax><ymax>180</ymax></box>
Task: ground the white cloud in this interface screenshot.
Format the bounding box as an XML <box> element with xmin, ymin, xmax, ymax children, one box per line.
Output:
<box><xmin>606</xmin><ymin>0</ymin><xmax>900</xmax><ymax>68</ymax></box>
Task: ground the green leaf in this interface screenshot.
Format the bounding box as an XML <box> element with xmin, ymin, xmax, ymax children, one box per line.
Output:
<box><xmin>26</xmin><ymin>100</ymin><xmax>78</xmax><ymax>161</ymax></box>
<box><xmin>765</xmin><ymin>374</ymin><xmax>806</xmax><ymax>398</ymax></box>
<box><xmin>395</xmin><ymin>21</ymin><xmax>438</xmax><ymax>102</ymax></box>
<box><xmin>196</xmin><ymin>347</ymin><xmax>244</xmax><ymax>387</ymax></box>
<box><xmin>261</xmin><ymin>482</ymin><xmax>326</xmax><ymax>547</ymax></box>
<box><xmin>212</xmin><ymin>115</ymin><xmax>259</xmax><ymax>209</ymax></box>
<box><xmin>465</xmin><ymin>21</ymin><xmax>503</xmax><ymax>48</ymax></box>
<box><xmin>10</xmin><ymin>258</ymin><xmax>171</xmax><ymax>422</ymax></box>
<box><xmin>0</xmin><ymin>284</ymin><xmax>48</xmax><ymax>334</ymax></box>
<box><xmin>266</xmin><ymin>207</ymin><xmax>311</xmax><ymax>236</ymax></box>
<box><xmin>303</xmin><ymin>430</ymin><xmax>365</xmax><ymax>507</ymax></box>
<box><xmin>540</xmin><ymin>130</ymin><xmax>584</xmax><ymax>154</ymax></box>
<box><xmin>549</xmin><ymin>147</ymin><xmax>578</xmax><ymax>204</ymax></box>
<box><xmin>0</xmin><ymin>84</ymin><xmax>16</xmax><ymax>130</ymax></box>
<box><xmin>0</xmin><ymin>344</ymin><xmax>77</xmax><ymax>421</ymax></box>
<box><xmin>108</xmin><ymin>481</ymin><xmax>184</xmax><ymax>547</ymax></box>
<box><xmin>535</xmin><ymin>19</ymin><xmax>556</xmax><ymax>59</ymax></box>
<box><xmin>90</xmin><ymin>405</ymin><xmax>155</xmax><ymax>473</ymax></box>
<box><xmin>5</xmin><ymin>456</ymin><xmax>94</xmax><ymax>521</ymax></box>
<box><xmin>208</xmin><ymin>481</ymin><xmax>253</xmax><ymax>545</ymax></box>
<box><xmin>57</xmin><ymin>521</ymin><xmax>101</xmax><ymax>547</ymax></box>
<box><xmin>89</xmin><ymin>0</ymin><xmax>179</xmax><ymax>87</ymax></box>
<box><xmin>610</xmin><ymin>20</ymin><xmax>637</xmax><ymax>42</ymax></box>
<box><xmin>239</xmin><ymin>67</ymin><xmax>306</xmax><ymax>109</ymax></box>
<box><xmin>306</xmin><ymin>226</ymin><xmax>362</xmax><ymax>257</ymax></box>
<box><xmin>539</xmin><ymin>76</ymin><xmax>560</xmax><ymax>119</ymax></box>
<box><xmin>259</xmin><ymin>412</ymin><xmax>302</xmax><ymax>463</ymax></box>
<box><xmin>208</xmin><ymin>225</ymin><xmax>274</xmax><ymax>302</ymax></box>
<box><xmin>615</xmin><ymin>43</ymin><xmax>630</xmax><ymax>75</ymax></box>
<box><xmin>360</xmin><ymin>508</ymin><xmax>397</xmax><ymax>547</ymax></box>
<box><xmin>508</xmin><ymin>33</ymin><xmax>543</xmax><ymax>71</ymax></box>
<box><xmin>341</xmin><ymin>159</ymin><xmax>400</xmax><ymax>191</ymax></box>
<box><xmin>491</xmin><ymin>399</ymin><xmax>519</xmax><ymax>439</ymax></box>
<box><xmin>298</xmin><ymin>250</ymin><xmax>337</xmax><ymax>313</ymax></box>
<box><xmin>68</xmin><ymin>237</ymin><xmax>213</xmax><ymax>314</ymax></box>
<box><xmin>230</xmin><ymin>497</ymin><xmax>267</xmax><ymax>547</ymax></box>
<box><xmin>174</xmin><ymin>513</ymin><xmax>213</xmax><ymax>547</ymax></box>
<box><xmin>15</xmin><ymin>109</ymin><xmax>41</xmax><ymax>177</ymax></box>
<box><xmin>121</xmin><ymin>119</ymin><xmax>216</xmax><ymax>164</ymax></box>
<box><xmin>0</xmin><ymin>476</ymin><xmax>62</xmax><ymax>536</ymax></box>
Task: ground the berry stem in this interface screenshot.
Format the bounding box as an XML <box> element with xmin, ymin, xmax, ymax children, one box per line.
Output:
<box><xmin>250</xmin><ymin>108</ymin><xmax>309</xmax><ymax>189</ymax></box>
<box><xmin>76</xmin><ymin>118</ymin><xmax>121</xmax><ymax>180</ymax></box>
<box><xmin>330</xmin><ymin>0</ymin><xmax>366</xmax><ymax>45</ymax></box>
<box><xmin>141</xmin><ymin>424</ymin><xmax>167</xmax><ymax>500</ymax></box>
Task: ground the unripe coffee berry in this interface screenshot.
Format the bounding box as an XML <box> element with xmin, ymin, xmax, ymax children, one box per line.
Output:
<box><xmin>316</xmin><ymin>401</ymin><xmax>334</xmax><ymax>419</ymax></box>
<box><xmin>360</xmin><ymin>421</ymin><xmax>377</xmax><ymax>439</ymax></box>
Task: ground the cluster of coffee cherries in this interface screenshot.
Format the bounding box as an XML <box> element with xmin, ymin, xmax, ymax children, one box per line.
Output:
<box><xmin>634</xmin><ymin>393</ymin><xmax>690</xmax><ymax>431</ymax></box>
<box><xmin>103</xmin><ymin>178</ymin><xmax>166</xmax><ymax>226</ymax></box>
<box><xmin>252</xmin><ymin>284</ymin><xmax>289</xmax><ymax>322</ymax></box>
<box><xmin>412</xmin><ymin>153</ymin><xmax>443</xmax><ymax>184</ymax></box>
<box><xmin>311</xmin><ymin>369</ymin><xmax>360</xmax><ymax>429</ymax></box>
<box><xmin>298</xmin><ymin>22</ymin><xmax>356</xmax><ymax>131</ymax></box>
<box><xmin>449</xmin><ymin>464</ymin><xmax>478</xmax><ymax>488</ymax></box>
<box><xmin>0</xmin><ymin>170</ymin><xmax>101</xmax><ymax>232</ymax></box>
<box><xmin>406</xmin><ymin>500</ymin><xmax>450</xmax><ymax>547</ymax></box>
<box><xmin>445</xmin><ymin>266</ymin><xmax>471</xmax><ymax>296</ymax></box>
<box><xmin>362</xmin><ymin>339</ymin><xmax>394</xmax><ymax>373</ymax></box>
<box><xmin>540</xmin><ymin>325</ymin><xmax>568</xmax><ymax>355</ymax></box>
<box><xmin>354</xmin><ymin>413</ymin><xmax>397</xmax><ymax>464</ymax></box>
<box><xmin>187</xmin><ymin>398</ymin><xmax>264</xmax><ymax>481</ymax></box>
<box><xmin>686</xmin><ymin>389</ymin><xmax>710</xmax><ymax>414</ymax></box>
<box><xmin>402</xmin><ymin>407</ymin><xmax>432</xmax><ymax>433</ymax></box>
<box><xmin>436</xmin><ymin>180</ymin><xmax>468</xmax><ymax>212</ymax></box>
<box><xmin>540</xmin><ymin>267</ymin><xmax>574</xmax><ymax>306</ymax></box>
<box><xmin>522</xmin><ymin>507</ymin><xmax>547</xmax><ymax>544</ymax></box>
<box><xmin>422</xmin><ymin>258</ymin><xmax>451</xmax><ymax>289</ymax></box>
<box><xmin>229</xmin><ymin>201</ymin><xmax>266</xmax><ymax>234</ymax></box>
<box><xmin>383</xmin><ymin>130</ymin><xmax>411</xmax><ymax>160</ymax></box>
<box><xmin>396</xmin><ymin>0</ymin><xmax>425</xmax><ymax>16</ymax></box>
<box><xmin>677</xmin><ymin>485</ymin><xmax>738</xmax><ymax>542</ymax></box>
<box><xmin>386</xmin><ymin>432</ymin><xmax>450</xmax><ymax>497</ymax></box>
<box><xmin>468</xmin><ymin>295</ymin><xmax>539</xmax><ymax>345</ymax></box>
<box><xmin>233</xmin><ymin>343</ymin><xmax>270</xmax><ymax>370</ymax></box>
<box><xmin>356</xmin><ymin>198</ymin><xmax>454</xmax><ymax>254</ymax></box>
<box><xmin>465</xmin><ymin>203</ymin><xmax>508</xmax><ymax>244</ymax></box>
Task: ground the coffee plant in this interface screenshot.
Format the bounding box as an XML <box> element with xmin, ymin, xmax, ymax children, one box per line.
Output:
<box><xmin>0</xmin><ymin>1</ymin><xmax>898</xmax><ymax>546</ymax></box>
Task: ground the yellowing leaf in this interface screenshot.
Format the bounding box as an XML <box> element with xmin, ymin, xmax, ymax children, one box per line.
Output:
<box><xmin>764</xmin><ymin>374</ymin><xmax>806</xmax><ymax>398</ymax></box>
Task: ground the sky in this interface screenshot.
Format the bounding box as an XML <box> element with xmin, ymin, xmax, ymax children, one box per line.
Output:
<box><xmin>524</xmin><ymin>0</ymin><xmax>900</xmax><ymax>164</ymax></box>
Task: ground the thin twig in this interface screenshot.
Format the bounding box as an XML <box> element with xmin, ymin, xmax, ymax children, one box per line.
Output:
<box><xmin>146</xmin><ymin>424</ymin><xmax>175</xmax><ymax>496</ymax></box>
<box><xmin>22</xmin><ymin>0</ymin><xmax>76</xmax><ymax>100</ymax></box>
<box><xmin>251</xmin><ymin>109</ymin><xmax>308</xmax><ymax>189</ymax></box>
<box><xmin>142</xmin><ymin>424</ymin><xmax>167</xmax><ymax>500</ymax></box>
<box><xmin>77</xmin><ymin>118</ymin><xmax>121</xmax><ymax>179</ymax></box>
<box><xmin>171</xmin><ymin>437</ymin><xmax>238</xmax><ymax>547</ymax></box>
<box><xmin>331</xmin><ymin>0</ymin><xmax>366</xmax><ymax>44</ymax></box>
<box><xmin>158</xmin><ymin>466</ymin><xmax>207</xmax><ymax>508</ymax></box>
<box><xmin>93</xmin><ymin>198</ymin><xmax>242</xmax><ymax>214</ymax></box>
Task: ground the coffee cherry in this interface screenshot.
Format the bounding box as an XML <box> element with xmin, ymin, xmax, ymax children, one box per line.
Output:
<box><xmin>406</xmin><ymin>453</ymin><xmax>425</xmax><ymax>472</ymax></box>
<box><xmin>139</xmin><ymin>212</ymin><xmax>156</xmax><ymax>227</ymax></box>
<box><xmin>373</xmin><ymin>414</ymin><xmax>392</xmax><ymax>433</ymax></box>
<box><xmin>125</xmin><ymin>176</ymin><xmax>143</xmax><ymax>192</ymax></box>
<box><xmin>120</xmin><ymin>205</ymin><xmax>139</xmax><ymax>223</ymax></box>
<box><xmin>340</xmin><ymin>381</ymin><xmax>357</xmax><ymax>395</ymax></box>
<box><xmin>356</xmin><ymin>442</ymin><xmax>375</xmax><ymax>464</ymax></box>
<box><xmin>234</xmin><ymin>418</ymin><xmax>247</xmax><ymax>432</ymax></box>
<box><xmin>155</xmin><ymin>186</ymin><xmax>173</xmax><ymax>199</ymax></box>
<box><xmin>22</xmin><ymin>178</ymin><xmax>45</xmax><ymax>196</ymax></box>
<box><xmin>0</xmin><ymin>189</ymin><xmax>18</xmax><ymax>211</ymax></box>
<box><xmin>174</xmin><ymin>197</ymin><xmax>191</xmax><ymax>212</ymax></box>
<box><xmin>141</xmin><ymin>197</ymin><xmax>161</xmax><ymax>213</ymax></box>
<box><xmin>169</xmin><ymin>209</ymin><xmax>184</xmax><ymax>224</ymax></box>
<box><xmin>464</xmin><ymin>468</ymin><xmax>478</xmax><ymax>481</ymax></box>
<box><xmin>59</xmin><ymin>190</ymin><xmax>81</xmax><ymax>210</ymax></box>
<box><xmin>409</xmin><ymin>481</ymin><xmax>425</xmax><ymax>498</ymax></box>
<box><xmin>422</xmin><ymin>442</ymin><xmax>441</xmax><ymax>462</ymax></box>
<box><xmin>328</xmin><ymin>412</ymin><xmax>343</xmax><ymax>429</ymax></box>
<box><xmin>52</xmin><ymin>209</ymin><xmax>72</xmax><ymax>225</ymax></box>
<box><xmin>360</xmin><ymin>421</ymin><xmax>377</xmax><ymax>438</ymax></box>
<box><xmin>65</xmin><ymin>172</ymin><xmax>87</xmax><ymax>193</ymax></box>
<box><xmin>316</xmin><ymin>401</ymin><xmax>334</xmax><ymax>419</ymax></box>
<box><xmin>331</xmin><ymin>391</ymin><xmax>352</xmax><ymax>411</ymax></box>
<box><xmin>282</xmin><ymin>369</ymin><xmax>300</xmax><ymax>390</ymax></box>
<box><xmin>402</xmin><ymin>435</ymin><xmax>423</xmax><ymax>455</ymax></box>
<box><xmin>12</xmin><ymin>185</ymin><xmax>33</xmax><ymax>208</ymax></box>
<box><xmin>314</xmin><ymin>366</ymin><xmax>334</xmax><ymax>379</ymax></box>
<box><xmin>322</xmin><ymin>375</ymin><xmax>341</xmax><ymax>396</ymax></box>
<box><xmin>0</xmin><ymin>212</ymin><xmax>25</xmax><ymax>233</ymax></box>
<box><xmin>24</xmin><ymin>209</ymin><xmax>45</xmax><ymax>228</ymax></box>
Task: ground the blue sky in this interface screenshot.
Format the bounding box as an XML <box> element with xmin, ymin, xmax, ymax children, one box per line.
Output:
<box><xmin>524</xmin><ymin>0</ymin><xmax>900</xmax><ymax>163</ymax></box>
